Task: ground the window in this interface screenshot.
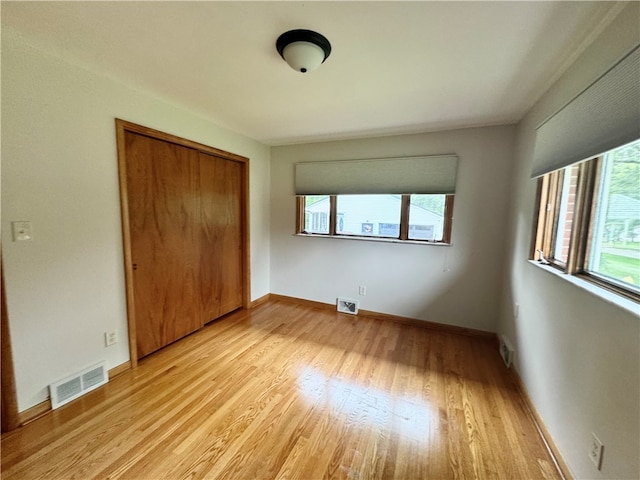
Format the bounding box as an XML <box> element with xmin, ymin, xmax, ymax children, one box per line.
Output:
<box><xmin>409</xmin><ymin>194</ymin><xmax>447</xmax><ymax>241</ymax></box>
<box><xmin>297</xmin><ymin>193</ymin><xmax>454</xmax><ymax>244</ymax></box>
<box><xmin>303</xmin><ymin>196</ymin><xmax>330</xmax><ymax>234</ymax></box>
<box><xmin>294</xmin><ymin>155</ymin><xmax>458</xmax><ymax>244</ymax></box>
<box><xmin>533</xmin><ymin>139</ymin><xmax>640</xmax><ymax>300</ymax></box>
<box><xmin>587</xmin><ymin>142</ymin><xmax>640</xmax><ymax>290</ymax></box>
<box><xmin>336</xmin><ymin>195</ymin><xmax>401</xmax><ymax>238</ymax></box>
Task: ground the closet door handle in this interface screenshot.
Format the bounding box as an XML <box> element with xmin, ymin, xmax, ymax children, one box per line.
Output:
<box><xmin>132</xmin><ymin>263</ymin><xmax>138</xmax><ymax>271</ymax></box>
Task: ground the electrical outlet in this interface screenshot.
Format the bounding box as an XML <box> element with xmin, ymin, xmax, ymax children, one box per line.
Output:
<box><xmin>514</xmin><ymin>302</ymin><xmax>520</xmax><ymax>319</ymax></box>
<box><xmin>104</xmin><ymin>330</ymin><xmax>118</xmax><ymax>347</ymax></box>
<box><xmin>359</xmin><ymin>285</ymin><xmax>367</xmax><ymax>296</ymax></box>
<box><xmin>589</xmin><ymin>432</ymin><xmax>604</xmax><ymax>470</ymax></box>
<box><xmin>12</xmin><ymin>221</ymin><xmax>33</xmax><ymax>241</ymax></box>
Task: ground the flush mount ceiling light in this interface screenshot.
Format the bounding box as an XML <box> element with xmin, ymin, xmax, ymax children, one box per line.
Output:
<box><xmin>276</xmin><ymin>29</ymin><xmax>331</xmax><ymax>73</ymax></box>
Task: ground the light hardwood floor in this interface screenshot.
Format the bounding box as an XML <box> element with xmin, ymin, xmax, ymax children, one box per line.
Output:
<box><xmin>1</xmin><ymin>299</ymin><xmax>562</xmax><ymax>479</ymax></box>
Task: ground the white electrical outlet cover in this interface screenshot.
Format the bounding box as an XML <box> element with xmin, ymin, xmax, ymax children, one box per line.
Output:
<box><xmin>104</xmin><ymin>331</ymin><xmax>117</xmax><ymax>347</ymax></box>
<box><xmin>589</xmin><ymin>433</ymin><xmax>604</xmax><ymax>470</ymax></box>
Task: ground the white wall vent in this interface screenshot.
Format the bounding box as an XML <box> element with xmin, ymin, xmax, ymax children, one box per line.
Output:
<box><xmin>337</xmin><ymin>297</ymin><xmax>359</xmax><ymax>315</ymax></box>
<box><xmin>499</xmin><ymin>335</ymin><xmax>514</xmax><ymax>368</ymax></box>
<box><xmin>49</xmin><ymin>361</ymin><xmax>108</xmax><ymax>409</ymax></box>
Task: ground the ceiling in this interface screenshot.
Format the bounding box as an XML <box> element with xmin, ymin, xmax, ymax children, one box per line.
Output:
<box><xmin>1</xmin><ymin>1</ymin><xmax>620</xmax><ymax>145</ymax></box>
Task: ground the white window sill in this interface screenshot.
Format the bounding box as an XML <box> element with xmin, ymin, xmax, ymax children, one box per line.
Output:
<box><xmin>294</xmin><ymin>233</ymin><xmax>452</xmax><ymax>246</ymax></box>
<box><xmin>528</xmin><ymin>260</ymin><xmax>639</xmax><ymax>316</ymax></box>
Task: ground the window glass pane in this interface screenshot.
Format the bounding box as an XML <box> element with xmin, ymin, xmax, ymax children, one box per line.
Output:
<box><xmin>408</xmin><ymin>194</ymin><xmax>445</xmax><ymax>241</ymax></box>
<box><xmin>336</xmin><ymin>195</ymin><xmax>401</xmax><ymax>237</ymax></box>
<box><xmin>587</xmin><ymin>140</ymin><xmax>640</xmax><ymax>291</ymax></box>
<box><xmin>553</xmin><ymin>164</ymin><xmax>579</xmax><ymax>263</ymax></box>
<box><xmin>304</xmin><ymin>196</ymin><xmax>330</xmax><ymax>234</ymax></box>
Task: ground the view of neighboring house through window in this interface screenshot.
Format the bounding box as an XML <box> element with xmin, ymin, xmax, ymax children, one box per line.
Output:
<box><xmin>300</xmin><ymin>193</ymin><xmax>452</xmax><ymax>243</ymax></box>
<box><xmin>336</xmin><ymin>195</ymin><xmax>401</xmax><ymax>237</ymax></box>
<box><xmin>304</xmin><ymin>196</ymin><xmax>330</xmax><ymax>234</ymax></box>
<box><xmin>409</xmin><ymin>194</ymin><xmax>447</xmax><ymax>241</ymax></box>
<box><xmin>533</xmin><ymin>139</ymin><xmax>640</xmax><ymax>299</ymax></box>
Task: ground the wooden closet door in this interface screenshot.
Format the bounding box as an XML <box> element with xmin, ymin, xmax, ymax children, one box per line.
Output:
<box><xmin>199</xmin><ymin>153</ymin><xmax>243</xmax><ymax>321</ymax></box>
<box><xmin>125</xmin><ymin>132</ymin><xmax>203</xmax><ymax>358</ymax></box>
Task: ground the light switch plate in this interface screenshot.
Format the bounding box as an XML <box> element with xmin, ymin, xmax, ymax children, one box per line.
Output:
<box><xmin>12</xmin><ymin>221</ymin><xmax>33</xmax><ymax>241</ymax></box>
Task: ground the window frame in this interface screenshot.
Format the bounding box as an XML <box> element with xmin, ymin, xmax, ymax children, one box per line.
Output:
<box><xmin>532</xmin><ymin>154</ymin><xmax>639</xmax><ymax>302</ymax></box>
<box><xmin>297</xmin><ymin>194</ymin><xmax>454</xmax><ymax>244</ymax></box>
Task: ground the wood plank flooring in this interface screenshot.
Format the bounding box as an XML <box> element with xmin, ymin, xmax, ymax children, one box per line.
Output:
<box><xmin>1</xmin><ymin>299</ymin><xmax>561</xmax><ymax>479</ymax></box>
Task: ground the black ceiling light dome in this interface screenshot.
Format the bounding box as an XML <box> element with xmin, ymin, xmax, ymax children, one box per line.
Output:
<box><xmin>276</xmin><ymin>29</ymin><xmax>332</xmax><ymax>73</ymax></box>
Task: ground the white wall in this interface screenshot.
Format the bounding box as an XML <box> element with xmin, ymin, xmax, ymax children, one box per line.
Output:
<box><xmin>271</xmin><ymin>126</ymin><xmax>515</xmax><ymax>332</ymax></box>
<box><xmin>1</xmin><ymin>29</ymin><xmax>271</xmax><ymax>412</ymax></box>
<box><xmin>499</xmin><ymin>4</ymin><xmax>640</xmax><ymax>479</ymax></box>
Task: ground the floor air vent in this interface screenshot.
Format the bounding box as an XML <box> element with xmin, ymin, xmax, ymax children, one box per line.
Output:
<box><xmin>499</xmin><ymin>335</ymin><xmax>514</xmax><ymax>368</ymax></box>
<box><xmin>337</xmin><ymin>297</ymin><xmax>359</xmax><ymax>315</ymax></box>
<box><xmin>50</xmin><ymin>361</ymin><xmax>108</xmax><ymax>409</ymax></box>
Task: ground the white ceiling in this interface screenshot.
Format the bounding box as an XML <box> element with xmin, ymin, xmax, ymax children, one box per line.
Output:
<box><xmin>1</xmin><ymin>1</ymin><xmax>620</xmax><ymax>145</ymax></box>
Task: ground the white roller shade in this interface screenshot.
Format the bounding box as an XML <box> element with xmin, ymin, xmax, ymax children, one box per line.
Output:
<box><xmin>531</xmin><ymin>45</ymin><xmax>640</xmax><ymax>178</ymax></box>
<box><xmin>295</xmin><ymin>155</ymin><xmax>458</xmax><ymax>195</ymax></box>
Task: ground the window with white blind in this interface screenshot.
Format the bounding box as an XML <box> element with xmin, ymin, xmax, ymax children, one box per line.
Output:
<box><xmin>294</xmin><ymin>156</ymin><xmax>457</xmax><ymax>244</ymax></box>
<box><xmin>531</xmin><ymin>45</ymin><xmax>639</xmax><ymax>300</ymax></box>
<box><xmin>533</xmin><ymin>139</ymin><xmax>639</xmax><ymax>300</ymax></box>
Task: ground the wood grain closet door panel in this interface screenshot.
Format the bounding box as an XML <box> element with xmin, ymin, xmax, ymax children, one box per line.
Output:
<box><xmin>199</xmin><ymin>153</ymin><xmax>243</xmax><ymax>321</ymax></box>
<box><xmin>125</xmin><ymin>132</ymin><xmax>203</xmax><ymax>358</ymax></box>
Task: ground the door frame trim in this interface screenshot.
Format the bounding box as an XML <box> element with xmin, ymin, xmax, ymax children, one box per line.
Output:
<box><xmin>2</xmin><ymin>255</ymin><xmax>21</xmax><ymax>432</ymax></box>
<box><xmin>115</xmin><ymin>119</ymin><xmax>251</xmax><ymax>366</ymax></box>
